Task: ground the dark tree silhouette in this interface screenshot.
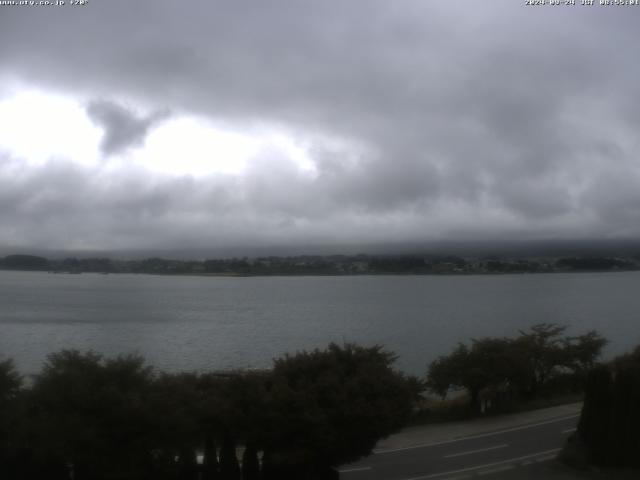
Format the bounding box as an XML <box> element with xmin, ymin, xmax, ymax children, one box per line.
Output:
<box><xmin>576</xmin><ymin>346</ymin><xmax>640</xmax><ymax>467</ymax></box>
<box><xmin>241</xmin><ymin>443</ymin><xmax>260</xmax><ymax>480</ymax></box>
<box><xmin>219</xmin><ymin>433</ymin><xmax>241</xmax><ymax>480</ymax></box>
<box><xmin>27</xmin><ymin>351</ymin><xmax>156</xmax><ymax>480</ymax></box>
<box><xmin>0</xmin><ymin>254</ymin><xmax>49</xmax><ymax>270</ymax></box>
<box><xmin>1</xmin><ymin>343</ymin><xmax>421</xmax><ymax>480</ymax></box>
<box><xmin>0</xmin><ymin>359</ymin><xmax>23</xmax><ymax>476</ymax></box>
<box><xmin>202</xmin><ymin>434</ymin><xmax>220</xmax><ymax>479</ymax></box>
<box><xmin>427</xmin><ymin>338</ymin><xmax>525</xmax><ymax>412</ymax></box>
<box><xmin>262</xmin><ymin>343</ymin><xmax>421</xmax><ymax>476</ymax></box>
<box><xmin>427</xmin><ymin>324</ymin><xmax>607</xmax><ymax>412</ymax></box>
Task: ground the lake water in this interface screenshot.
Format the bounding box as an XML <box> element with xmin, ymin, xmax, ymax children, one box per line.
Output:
<box><xmin>1</xmin><ymin>270</ymin><xmax>639</xmax><ymax>376</ymax></box>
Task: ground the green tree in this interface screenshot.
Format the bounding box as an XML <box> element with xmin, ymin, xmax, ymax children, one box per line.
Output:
<box><xmin>202</xmin><ymin>433</ymin><xmax>220</xmax><ymax>479</ymax></box>
<box><xmin>426</xmin><ymin>343</ymin><xmax>469</xmax><ymax>399</ymax></box>
<box><xmin>427</xmin><ymin>324</ymin><xmax>607</xmax><ymax>412</ymax></box>
<box><xmin>0</xmin><ymin>254</ymin><xmax>50</xmax><ymax>271</ymax></box>
<box><xmin>515</xmin><ymin>323</ymin><xmax>569</xmax><ymax>395</ymax></box>
<box><xmin>0</xmin><ymin>358</ymin><xmax>21</xmax><ymax>403</ymax></box>
<box><xmin>147</xmin><ymin>372</ymin><xmax>205</xmax><ymax>479</ymax></box>
<box><xmin>0</xmin><ymin>359</ymin><xmax>22</xmax><ymax>473</ymax></box>
<box><xmin>563</xmin><ymin>331</ymin><xmax>608</xmax><ymax>377</ymax></box>
<box><xmin>241</xmin><ymin>443</ymin><xmax>260</xmax><ymax>480</ymax></box>
<box><xmin>576</xmin><ymin>346</ymin><xmax>640</xmax><ymax>467</ymax></box>
<box><xmin>576</xmin><ymin>365</ymin><xmax>612</xmax><ymax>465</ymax></box>
<box><xmin>28</xmin><ymin>350</ymin><xmax>156</xmax><ymax>480</ymax></box>
<box><xmin>219</xmin><ymin>433</ymin><xmax>241</xmax><ymax>480</ymax></box>
<box><xmin>427</xmin><ymin>338</ymin><xmax>525</xmax><ymax>412</ymax></box>
<box><xmin>263</xmin><ymin>343</ymin><xmax>421</xmax><ymax>477</ymax></box>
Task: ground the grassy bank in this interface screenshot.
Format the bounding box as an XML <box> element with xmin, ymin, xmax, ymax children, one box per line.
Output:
<box><xmin>409</xmin><ymin>391</ymin><xmax>584</xmax><ymax>426</ymax></box>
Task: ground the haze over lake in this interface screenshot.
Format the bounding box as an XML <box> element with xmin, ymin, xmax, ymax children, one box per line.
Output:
<box><xmin>2</xmin><ymin>270</ymin><xmax>639</xmax><ymax>376</ymax></box>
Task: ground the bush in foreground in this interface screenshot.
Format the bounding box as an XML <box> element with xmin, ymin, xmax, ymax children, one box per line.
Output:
<box><xmin>0</xmin><ymin>344</ymin><xmax>421</xmax><ymax>480</ymax></box>
<box><xmin>262</xmin><ymin>344</ymin><xmax>421</xmax><ymax>478</ymax></box>
<box><xmin>573</xmin><ymin>346</ymin><xmax>640</xmax><ymax>468</ymax></box>
<box><xmin>426</xmin><ymin>323</ymin><xmax>606</xmax><ymax>413</ymax></box>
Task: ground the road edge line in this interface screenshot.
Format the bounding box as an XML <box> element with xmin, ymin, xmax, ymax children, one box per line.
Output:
<box><xmin>375</xmin><ymin>414</ymin><xmax>579</xmax><ymax>454</ymax></box>
<box><xmin>400</xmin><ymin>448</ymin><xmax>562</xmax><ymax>480</ymax></box>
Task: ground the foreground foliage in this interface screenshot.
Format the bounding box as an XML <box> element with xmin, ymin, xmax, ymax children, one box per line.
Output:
<box><xmin>426</xmin><ymin>323</ymin><xmax>606</xmax><ymax>413</ymax></box>
<box><xmin>0</xmin><ymin>344</ymin><xmax>420</xmax><ymax>480</ymax></box>
<box><xmin>576</xmin><ymin>346</ymin><xmax>640</xmax><ymax>468</ymax></box>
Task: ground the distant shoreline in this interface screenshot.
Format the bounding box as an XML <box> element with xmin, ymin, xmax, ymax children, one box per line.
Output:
<box><xmin>2</xmin><ymin>252</ymin><xmax>639</xmax><ymax>277</ymax></box>
<box><xmin>2</xmin><ymin>267</ymin><xmax>639</xmax><ymax>279</ymax></box>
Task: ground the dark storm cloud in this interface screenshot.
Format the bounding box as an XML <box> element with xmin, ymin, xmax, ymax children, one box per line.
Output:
<box><xmin>86</xmin><ymin>100</ymin><xmax>169</xmax><ymax>156</ymax></box>
<box><xmin>1</xmin><ymin>0</ymin><xmax>640</xmax><ymax>250</ymax></box>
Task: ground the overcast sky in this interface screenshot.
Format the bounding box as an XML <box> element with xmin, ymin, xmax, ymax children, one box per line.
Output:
<box><xmin>1</xmin><ymin>0</ymin><xmax>639</xmax><ymax>254</ymax></box>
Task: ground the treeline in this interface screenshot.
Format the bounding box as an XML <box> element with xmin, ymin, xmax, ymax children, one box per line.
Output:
<box><xmin>0</xmin><ymin>254</ymin><xmax>51</xmax><ymax>271</ymax></box>
<box><xmin>2</xmin><ymin>253</ymin><xmax>640</xmax><ymax>276</ymax></box>
<box><xmin>572</xmin><ymin>346</ymin><xmax>640</xmax><ymax>468</ymax></box>
<box><xmin>0</xmin><ymin>344</ymin><xmax>420</xmax><ymax>480</ymax></box>
<box><xmin>0</xmin><ymin>326</ymin><xmax>631</xmax><ymax>477</ymax></box>
<box><xmin>426</xmin><ymin>324</ymin><xmax>607</xmax><ymax>414</ymax></box>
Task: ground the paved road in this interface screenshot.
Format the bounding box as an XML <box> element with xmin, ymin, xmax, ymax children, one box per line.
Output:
<box><xmin>339</xmin><ymin>412</ymin><xmax>579</xmax><ymax>480</ymax></box>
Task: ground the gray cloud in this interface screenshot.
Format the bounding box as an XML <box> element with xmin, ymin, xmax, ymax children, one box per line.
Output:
<box><xmin>1</xmin><ymin>1</ymin><xmax>640</xmax><ymax>251</ymax></box>
<box><xmin>86</xmin><ymin>100</ymin><xmax>169</xmax><ymax>155</ymax></box>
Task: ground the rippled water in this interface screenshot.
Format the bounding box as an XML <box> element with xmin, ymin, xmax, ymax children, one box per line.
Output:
<box><xmin>1</xmin><ymin>270</ymin><xmax>639</xmax><ymax>375</ymax></box>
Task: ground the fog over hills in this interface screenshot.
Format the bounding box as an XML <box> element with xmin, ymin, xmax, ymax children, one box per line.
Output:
<box><xmin>2</xmin><ymin>239</ymin><xmax>640</xmax><ymax>262</ymax></box>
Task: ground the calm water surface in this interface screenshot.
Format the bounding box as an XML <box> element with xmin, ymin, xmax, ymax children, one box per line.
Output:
<box><xmin>1</xmin><ymin>270</ymin><xmax>639</xmax><ymax>375</ymax></box>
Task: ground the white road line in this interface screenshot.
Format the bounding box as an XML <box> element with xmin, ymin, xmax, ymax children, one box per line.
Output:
<box><xmin>562</xmin><ymin>427</ymin><xmax>577</xmax><ymax>434</ymax></box>
<box><xmin>477</xmin><ymin>464</ymin><xmax>515</xmax><ymax>475</ymax></box>
<box><xmin>443</xmin><ymin>444</ymin><xmax>508</xmax><ymax>459</ymax></box>
<box><xmin>535</xmin><ymin>454</ymin><xmax>558</xmax><ymax>463</ymax></box>
<box><xmin>375</xmin><ymin>414</ymin><xmax>579</xmax><ymax>454</ymax></box>
<box><xmin>399</xmin><ymin>448</ymin><xmax>561</xmax><ymax>480</ymax></box>
<box><xmin>338</xmin><ymin>466</ymin><xmax>372</xmax><ymax>473</ymax></box>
